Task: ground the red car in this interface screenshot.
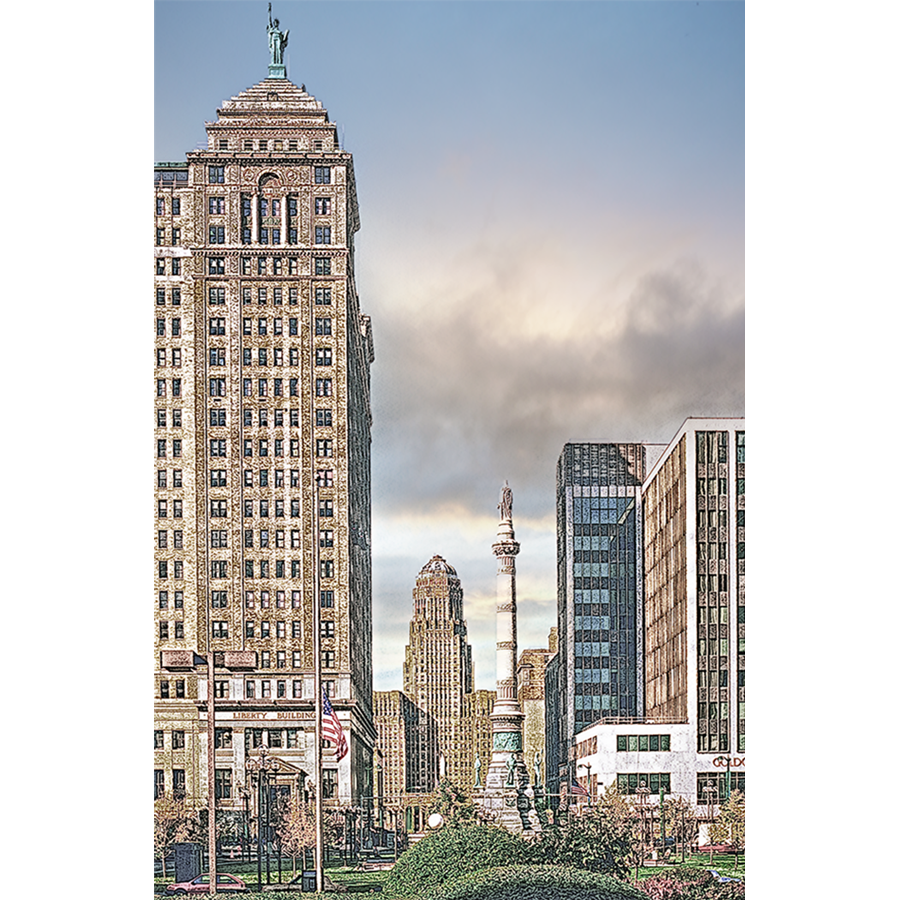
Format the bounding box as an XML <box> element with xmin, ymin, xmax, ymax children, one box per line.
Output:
<box><xmin>165</xmin><ymin>872</ymin><xmax>249</xmax><ymax>894</ymax></box>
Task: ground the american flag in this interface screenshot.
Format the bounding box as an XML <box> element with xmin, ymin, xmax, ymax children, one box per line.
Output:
<box><xmin>570</xmin><ymin>780</ymin><xmax>590</xmax><ymax>797</ymax></box>
<box><xmin>322</xmin><ymin>692</ymin><xmax>349</xmax><ymax>760</ymax></box>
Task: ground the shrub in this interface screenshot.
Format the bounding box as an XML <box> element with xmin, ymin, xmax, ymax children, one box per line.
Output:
<box><xmin>425</xmin><ymin>864</ymin><xmax>646</xmax><ymax>900</ymax></box>
<box><xmin>638</xmin><ymin>869</ymin><xmax>744</xmax><ymax>900</ymax></box>
<box><xmin>383</xmin><ymin>824</ymin><xmax>529</xmax><ymax>898</ymax></box>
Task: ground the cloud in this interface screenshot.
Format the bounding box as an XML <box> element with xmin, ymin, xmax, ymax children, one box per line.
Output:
<box><xmin>370</xmin><ymin>238</ymin><xmax>744</xmax><ymax>523</ymax></box>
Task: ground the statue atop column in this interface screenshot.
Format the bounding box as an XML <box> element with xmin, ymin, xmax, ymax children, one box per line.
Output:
<box><xmin>499</xmin><ymin>482</ymin><xmax>513</xmax><ymax>520</ymax></box>
<box><xmin>267</xmin><ymin>4</ymin><xmax>289</xmax><ymax>77</ymax></box>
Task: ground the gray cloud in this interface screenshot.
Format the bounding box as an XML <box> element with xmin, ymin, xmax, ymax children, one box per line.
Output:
<box><xmin>370</xmin><ymin>252</ymin><xmax>744</xmax><ymax>523</ymax></box>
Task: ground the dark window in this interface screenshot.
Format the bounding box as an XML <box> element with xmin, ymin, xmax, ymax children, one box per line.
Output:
<box><xmin>209</xmin><ymin>165</ymin><xmax>225</xmax><ymax>184</ymax></box>
<box><xmin>209</xmin><ymin>257</ymin><xmax>225</xmax><ymax>275</ymax></box>
<box><xmin>314</xmin><ymin>167</ymin><xmax>331</xmax><ymax>184</ymax></box>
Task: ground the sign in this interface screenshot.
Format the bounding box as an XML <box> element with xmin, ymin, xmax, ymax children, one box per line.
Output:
<box><xmin>216</xmin><ymin>710</ymin><xmax>316</xmax><ymax>721</ymax></box>
<box><xmin>712</xmin><ymin>756</ymin><xmax>745</xmax><ymax>768</ymax></box>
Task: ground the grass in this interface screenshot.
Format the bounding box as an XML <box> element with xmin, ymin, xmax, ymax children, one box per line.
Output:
<box><xmin>633</xmin><ymin>852</ymin><xmax>745</xmax><ymax>882</ymax></box>
<box><xmin>153</xmin><ymin>861</ymin><xmax>390</xmax><ymax>895</ymax></box>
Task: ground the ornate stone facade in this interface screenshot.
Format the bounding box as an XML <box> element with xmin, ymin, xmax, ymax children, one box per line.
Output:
<box><xmin>153</xmin><ymin>69</ymin><xmax>375</xmax><ymax>817</ymax></box>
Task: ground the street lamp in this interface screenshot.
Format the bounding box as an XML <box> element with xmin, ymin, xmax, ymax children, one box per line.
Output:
<box><xmin>636</xmin><ymin>783</ymin><xmax>651</xmax><ymax>883</ymax></box>
<box><xmin>247</xmin><ymin>746</ymin><xmax>281</xmax><ymax>889</ymax></box>
<box><xmin>702</xmin><ymin>782</ymin><xmax>717</xmax><ymax>864</ymax></box>
<box><xmin>237</xmin><ymin>781</ymin><xmax>251</xmax><ymax>864</ymax></box>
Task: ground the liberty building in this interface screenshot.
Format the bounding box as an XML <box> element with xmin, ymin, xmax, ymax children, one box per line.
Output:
<box><xmin>153</xmin><ymin>46</ymin><xmax>376</xmax><ymax>819</ymax></box>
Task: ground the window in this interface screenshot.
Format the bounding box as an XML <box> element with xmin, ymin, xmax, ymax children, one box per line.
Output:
<box><xmin>157</xmin><ymin>287</ymin><xmax>166</xmax><ymax>306</ymax></box>
<box><xmin>316</xmin><ymin>408</ymin><xmax>333</xmax><ymax>427</ymax></box>
<box><xmin>209</xmin><ymin>226</ymin><xmax>225</xmax><ymax>244</ymax></box>
<box><xmin>209</xmin><ymin>348</ymin><xmax>226</xmax><ymax>367</ymax></box>
<box><xmin>319</xmin><ymin>529</ymin><xmax>334</xmax><ymax>548</ymax></box>
<box><xmin>324</xmin><ymin>680</ymin><xmax>336</xmax><ymax>698</ymax></box>
<box><xmin>215</xmin><ymin>769</ymin><xmax>232</xmax><ymax>800</ymax></box>
<box><xmin>321</xmin><ymin>620</ymin><xmax>335</xmax><ymax>638</ymax></box>
<box><xmin>159</xmin><ymin>620</ymin><xmax>170</xmax><ymax>640</ymax></box>
<box><xmin>315</xmin><ymin>226</ymin><xmax>332</xmax><ymax>245</ymax></box>
<box><xmin>211</xmin><ymin>561</ymin><xmax>228</xmax><ymax>578</ymax></box>
<box><xmin>172</xmin><ymin>730</ymin><xmax>185</xmax><ymax>749</ymax></box>
<box><xmin>210</xmin><ymin>498</ymin><xmax>228</xmax><ymax>516</ymax></box>
<box><xmin>173</xmin><ymin>470</ymin><xmax>182</xmax><ymax>487</ymax></box>
<box><xmin>156</xmin><ymin>258</ymin><xmax>165</xmax><ymax>275</ymax></box>
<box><xmin>159</xmin><ymin>590</ymin><xmax>169</xmax><ymax>608</ymax></box>
<box><xmin>210</xmin><ymin>439</ymin><xmax>226</xmax><ymax>456</ymax></box>
<box><xmin>156</xmin><ymin>227</ymin><xmax>165</xmax><ymax>246</ymax></box>
<box><xmin>209</xmin><ymin>165</ymin><xmax>225</xmax><ymax>184</ymax></box>
<box><xmin>211</xmin><ymin>591</ymin><xmax>228</xmax><ymax>608</ymax></box>
<box><xmin>315</xmin><ymin>318</ymin><xmax>332</xmax><ymax>336</ymax></box>
<box><xmin>316</xmin><ymin>470</ymin><xmax>334</xmax><ymax>488</ymax></box>
<box><xmin>154</xmin><ymin>770</ymin><xmax>165</xmax><ymax>799</ymax></box>
<box><xmin>160</xmin><ymin>679</ymin><xmax>170</xmax><ymax>699</ymax></box>
<box><xmin>315</xmin><ymin>257</ymin><xmax>331</xmax><ymax>275</ymax></box>
<box><xmin>209</xmin><ymin>286</ymin><xmax>225</xmax><ymax>305</ymax></box>
<box><xmin>154</xmin><ymin>730</ymin><xmax>164</xmax><ymax>749</ymax></box>
<box><xmin>276</xmin><ymin>652</ymin><xmax>286</xmax><ymax>670</ymax></box>
<box><xmin>316</xmin><ymin>378</ymin><xmax>332</xmax><ymax>397</ymax></box>
<box><xmin>157</xmin><ymin>379</ymin><xmax>166</xmax><ymax>397</ymax></box>
<box><xmin>212</xmin><ymin>621</ymin><xmax>228</xmax><ymax>638</ymax></box>
<box><xmin>315</xmin><ymin>166</ymin><xmax>331</xmax><ymax>184</ymax></box>
<box><xmin>315</xmin><ymin>197</ymin><xmax>332</xmax><ymax>214</ymax></box>
<box><xmin>171</xmin><ymin>228</ymin><xmax>180</xmax><ymax>245</ymax></box>
<box><xmin>320</xmin><ymin>591</ymin><xmax>334</xmax><ymax>608</ymax></box>
<box><xmin>171</xmin><ymin>318</ymin><xmax>181</xmax><ymax>337</ymax></box>
<box><xmin>214</xmin><ymin>680</ymin><xmax>229</xmax><ymax>698</ymax></box>
<box><xmin>172</xmin><ymin>349</ymin><xmax>181</xmax><ymax>367</ymax></box>
<box><xmin>172</xmin><ymin>440</ymin><xmax>182</xmax><ymax>458</ymax></box>
<box><xmin>316</xmin><ymin>439</ymin><xmax>333</xmax><ymax>457</ymax></box>
<box><xmin>319</xmin><ymin>499</ymin><xmax>334</xmax><ymax>518</ymax></box>
<box><xmin>261</xmin><ymin>680</ymin><xmax>271</xmax><ymax>697</ymax></box>
<box><xmin>209</xmin><ymin>197</ymin><xmax>225</xmax><ymax>215</ymax></box>
<box><xmin>173</xmin><ymin>769</ymin><xmax>186</xmax><ymax>798</ymax></box>
<box><xmin>322</xmin><ymin>650</ymin><xmax>335</xmax><ymax>669</ymax></box>
<box><xmin>174</xmin><ymin>531</ymin><xmax>184</xmax><ymax>550</ymax></box>
<box><xmin>322</xmin><ymin>769</ymin><xmax>338</xmax><ymax>799</ymax></box>
<box><xmin>157</xmin><ymin>318</ymin><xmax>166</xmax><ymax>337</ymax></box>
<box><xmin>209</xmin><ymin>257</ymin><xmax>225</xmax><ymax>275</ymax></box>
<box><xmin>320</xmin><ymin>560</ymin><xmax>334</xmax><ymax>578</ymax></box>
<box><xmin>209</xmin><ymin>317</ymin><xmax>225</xmax><ymax>335</ymax></box>
<box><xmin>172</xmin><ymin>259</ymin><xmax>181</xmax><ymax>276</ymax></box>
<box><xmin>175</xmin><ymin>679</ymin><xmax>185</xmax><ymax>698</ymax></box>
<box><xmin>174</xmin><ymin>620</ymin><xmax>184</xmax><ymax>640</ymax></box>
<box><xmin>157</xmin><ymin>197</ymin><xmax>165</xmax><ymax>215</ymax></box>
<box><xmin>158</xmin><ymin>530</ymin><xmax>168</xmax><ymax>548</ymax></box>
<box><xmin>172</xmin><ymin>378</ymin><xmax>181</xmax><ymax>397</ymax></box>
<box><xmin>172</xmin><ymin>198</ymin><xmax>180</xmax><ymax>215</ymax></box>
<box><xmin>215</xmin><ymin>728</ymin><xmax>233</xmax><ymax>749</ymax></box>
<box><xmin>258</xmin><ymin>257</ymin><xmax>267</xmax><ymax>275</ymax></box>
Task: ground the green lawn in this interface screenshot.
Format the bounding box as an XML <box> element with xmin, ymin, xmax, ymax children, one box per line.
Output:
<box><xmin>634</xmin><ymin>851</ymin><xmax>745</xmax><ymax>882</ymax></box>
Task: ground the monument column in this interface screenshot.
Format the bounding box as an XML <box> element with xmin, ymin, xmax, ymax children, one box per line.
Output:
<box><xmin>478</xmin><ymin>483</ymin><xmax>540</xmax><ymax>833</ymax></box>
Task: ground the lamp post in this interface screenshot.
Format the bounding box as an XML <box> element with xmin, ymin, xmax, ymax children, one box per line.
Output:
<box><xmin>238</xmin><ymin>781</ymin><xmax>251</xmax><ymax>864</ymax></box>
<box><xmin>247</xmin><ymin>746</ymin><xmax>281</xmax><ymax>889</ymax></box>
<box><xmin>636</xmin><ymin>783</ymin><xmax>651</xmax><ymax>879</ymax></box>
<box><xmin>702</xmin><ymin>782</ymin><xmax>716</xmax><ymax>864</ymax></box>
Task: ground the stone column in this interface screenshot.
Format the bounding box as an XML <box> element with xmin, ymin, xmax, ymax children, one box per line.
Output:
<box><xmin>477</xmin><ymin>483</ymin><xmax>540</xmax><ymax>833</ymax></box>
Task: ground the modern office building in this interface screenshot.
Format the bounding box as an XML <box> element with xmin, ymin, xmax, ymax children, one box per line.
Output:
<box><xmin>153</xmin><ymin>50</ymin><xmax>376</xmax><ymax>819</ymax></box>
<box><xmin>547</xmin><ymin>443</ymin><xmax>650</xmax><ymax>801</ymax></box>
<box><xmin>558</xmin><ymin>419</ymin><xmax>746</xmax><ymax>821</ymax></box>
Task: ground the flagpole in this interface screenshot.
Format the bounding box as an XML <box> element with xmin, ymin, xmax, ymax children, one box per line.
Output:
<box><xmin>311</xmin><ymin>281</ymin><xmax>324</xmax><ymax>894</ymax></box>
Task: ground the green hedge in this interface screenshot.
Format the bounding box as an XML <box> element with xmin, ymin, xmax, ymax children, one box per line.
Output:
<box><xmin>425</xmin><ymin>864</ymin><xmax>646</xmax><ymax>900</ymax></box>
<box><xmin>383</xmin><ymin>825</ymin><xmax>529</xmax><ymax>898</ymax></box>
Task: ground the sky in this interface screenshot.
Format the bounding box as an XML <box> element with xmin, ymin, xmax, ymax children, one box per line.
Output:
<box><xmin>155</xmin><ymin>0</ymin><xmax>745</xmax><ymax>690</ymax></box>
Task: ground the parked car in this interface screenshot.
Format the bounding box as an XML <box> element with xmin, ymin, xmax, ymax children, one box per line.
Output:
<box><xmin>165</xmin><ymin>872</ymin><xmax>249</xmax><ymax>894</ymax></box>
<box><xmin>261</xmin><ymin>871</ymin><xmax>347</xmax><ymax>892</ymax></box>
<box><xmin>707</xmin><ymin>869</ymin><xmax>742</xmax><ymax>883</ymax></box>
<box><xmin>697</xmin><ymin>843</ymin><xmax>736</xmax><ymax>853</ymax></box>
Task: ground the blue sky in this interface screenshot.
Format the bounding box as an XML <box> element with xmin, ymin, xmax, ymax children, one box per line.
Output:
<box><xmin>155</xmin><ymin>0</ymin><xmax>745</xmax><ymax>690</ymax></box>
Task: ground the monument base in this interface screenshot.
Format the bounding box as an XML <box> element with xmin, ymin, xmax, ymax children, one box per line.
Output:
<box><xmin>267</xmin><ymin>64</ymin><xmax>287</xmax><ymax>79</ymax></box>
<box><xmin>476</xmin><ymin>754</ymin><xmax>542</xmax><ymax>834</ymax></box>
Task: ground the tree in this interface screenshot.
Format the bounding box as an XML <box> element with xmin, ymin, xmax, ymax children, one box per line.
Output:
<box><xmin>426</xmin><ymin>779</ymin><xmax>492</xmax><ymax>827</ymax></box>
<box><xmin>533</xmin><ymin>784</ymin><xmax>636</xmax><ymax>880</ymax></box>
<box><xmin>154</xmin><ymin>796</ymin><xmax>199</xmax><ymax>880</ymax></box>
<box><xmin>708</xmin><ymin>790</ymin><xmax>744</xmax><ymax>851</ymax></box>
<box><xmin>273</xmin><ymin>793</ymin><xmax>316</xmax><ymax>875</ymax></box>
<box><xmin>661</xmin><ymin>794</ymin><xmax>698</xmax><ymax>858</ymax></box>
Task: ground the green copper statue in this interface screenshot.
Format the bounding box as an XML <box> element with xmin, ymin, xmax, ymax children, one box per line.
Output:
<box><xmin>474</xmin><ymin>754</ymin><xmax>482</xmax><ymax>787</ymax></box>
<box><xmin>267</xmin><ymin>4</ymin><xmax>289</xmax><ymax>67</ymax></box>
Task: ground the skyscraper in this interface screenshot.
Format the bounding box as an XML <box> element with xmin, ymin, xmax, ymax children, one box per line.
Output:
<box><xmin>153</xmin><ymin>50</ymin><xmax>376</xmax><ymax>818</ymax></box>
<box><xmin>402</xmin><ymin>556</ymin><xmax>478</xmax><ymax>788</ymax></box>
<box><xmin>547</xmin><ymin>444</ymin><xmax>648</xmax><ymax>800</ymax></box>
<box><xmin>556</xmin><ymin>419</ymin><xmax>746</xmax><ymax>818</ymax></box>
